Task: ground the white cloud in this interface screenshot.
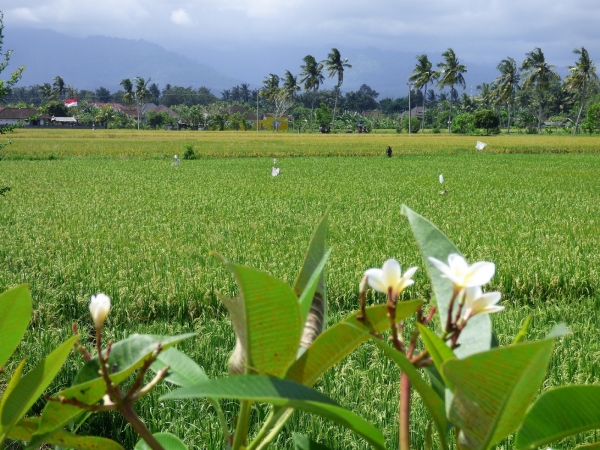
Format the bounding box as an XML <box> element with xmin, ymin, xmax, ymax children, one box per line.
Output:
<box><xmin>6</xmin><ymin>8</ymin><xmax>41</xmax><ymax>23</ymax></box>
<box><xmin>170</xmin><ymin>8</ymin><xmax>191</xmax><ymax>25</ymax></box>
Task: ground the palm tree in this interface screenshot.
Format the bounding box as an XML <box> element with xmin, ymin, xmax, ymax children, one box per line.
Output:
<box><xmin>492</xmin><ymin>57</ymin><xmax>520</xmax><ymax>133</ymax></box>
<box><xmin>299</xmin><ymin>55</ymin><xmax>325</xmax><ymax>122</ymax></box>
<box><xmin>53</xmin><ymin>76</ymin><xmax>65</xmax><ymax>100</ymax></box>
<box><xmin>323</xmin><ymin>48</ymin><xmax>352</xmax><ymax>126</ymax></box>
<box><xmin>435</xmin><ymin>48</ymin><xmax>467</xmax><ymax>132</ymax></box>
<box><xmin>262</xmin><ymin>74</ymin><xmax>280</xmax><ymax>100</ymax></box>
<box><xmin>520</xmin><ymin>47</ymin><xmax>559</xmax><ymax>134</ymax></box>
<box><xmin>134</xmin><ymin>77</ymin><xmax>152</xmax><ymax>130</ymax></box>
<box><xmin>475</xmin><ymin>83</ymin><xmax>494</xmax><ymax>109</ymax></box>
<box><xmin>282</xmin><ymin>71</ymin><xmax>300</xmax><ymax>100</ymax></box>
<box><xmin>240</xmin><ymin>83</ymin><xmax>251</xmax><ymax>103</ymax></box>
<box><xmin>120</xmin><ymin>78</ymin><xmax>134</xmax><ymax>106</ymax></box>
<box><xmin>408</xmin><ymin>54</ymin><xmax>437</xmax><ymax>131</ymax></box>
<box><xmin>564</xmin><ymin>47</ymin><xmax>598</xmax><ymax>134</ymax></box>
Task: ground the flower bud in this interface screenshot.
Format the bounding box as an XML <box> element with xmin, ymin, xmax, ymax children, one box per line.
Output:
<box><xmin>89</xmin><ymin>293</ymin><xmax>111</xmax><ymax>329</ymax></box>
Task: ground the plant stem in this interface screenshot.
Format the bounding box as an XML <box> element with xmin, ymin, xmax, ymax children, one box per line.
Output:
<box><xmin>399</xmin><ymin>372</ymin><xmax>411</xmax><ymax>450</ymax></box>
<box><xmin>252</xmin><ymin>408</ymin><xmax>294</xmax><ymax>450</ymax></box>
<box><xmin>207</xmin><ymin>398</ymin><xmax>231</xmax><ymax>445</ymax></box>
<box><xmin>232</xmin><ymin>400</ymin><xmax>252</xmax><ymax>450</ymax></box>
<box><xmin>120</xmin><ymin>403</ymin><xmax>165</xmax><ymax>450</ymax></box>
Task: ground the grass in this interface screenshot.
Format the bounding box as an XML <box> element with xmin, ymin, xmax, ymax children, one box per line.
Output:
<box><xmin>1</xmin><ymin>129</ymin><xmax>600</xmax><ymax>448</ymax></box>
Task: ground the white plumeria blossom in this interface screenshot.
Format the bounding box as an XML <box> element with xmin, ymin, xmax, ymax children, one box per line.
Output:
<box><xmin>462</xmin><ymin>286</ymin><xmax>503</xmax><ymax>320</ymax></box>
<box><xmin>364</xmin><ymin>259</ymin><xmax>418</xmax><ymax>298</ymax></box>
<box><xmin>89</xmin><ymin>293</ymin><xmax>111</xmax><ymax>329</ymax></box>
<box><xmin>428</xmin><ymin>253</ymin><xmax>495</xmax><ymax>290</ymax></box>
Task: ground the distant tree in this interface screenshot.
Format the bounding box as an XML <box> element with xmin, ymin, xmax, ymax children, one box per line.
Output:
<box><xmin>564</xmin><ymin>47</ymin><xmax>598</xmax><ymax>134</ymax></box>
<box><xmin>450</xmin><ymin>112</ymin><xmax>475</xmax><ymax>134</ymax></box>
<box><xmin>209</xmin><ymin>113</ymin><xmax>229</xmax><ymax>131</ymax></box>
<box><xmin>282</xmin><ymin>71</ymin><xmax>300</xmax><ymax>100</ymax></box>
<box><xmin>492</xmin><ymin>57</ymin><xmax>520</xmax><ymax>133</ymax></box>
<box><xmin>521</xmin><ymin>47</ymin><xmax>560</xmax><ymax>134</ymax></box>
<box><xmin>53</xmin><ymin>76</ymin><xmax>65</xmax><ymax>100</ymax></box>
<box><xmin>145</xmin><ymin>111</ymin><xmax>174</xmax><ymax>129</ymax></box>
<box><xmin>401</xmin><ymin>115</ymin><xmax>421</xmax><ymax>133</ymax></box>
<box><xmin>231</xmin><ymin>85</ymin><xmax>241</xmax><ymax>102</ymax></box>
<box><xmin>344</xmin><ymin>84</ymin><xmax>379</xmax><ymax>112</ymax></box>
<box><xmin>240</xmin><ymin>83</ymin><xmax>251</xmax><ymax>103</ymax></box>
<box><xmin>435</xmin><ymin>48</ymin><xmax>467</xmax><ymax>132</ymax></box>
<box><xmin>188</xmin><ymin>105</ymin><xmax>205</xmax><ymax>130</ymax></box>
<box><xmin>474</xmin><ymin>109</ymin><xmax>500</xmax><ymax>134</ymax></box>
<box><xmin>120</xmin><ymin>78</ymin><xmax>134</xmax><ymax>105</ymax></box>
<box><xmin>197</xmin><ymin>87</ymin><xmax>218</xmax><ymax>106</ymax></box>
<box><xmin>95</xmin><ymin>86</ymin><xmax>111</xmax><ymax>102</ymax></box>
<box><xmin>261</xmin><ymin>74</ymin><xmax>280</xmax><ymax>100</ymax></box>
<box><xmin>314</xmin><ymin>102</ymin><xmax>332</xmax><ymax>128</ymax></box>
<box><xmin>40</xmin><ymin>83</ymin><xmax>55</xmax><ymax>102</ymax></box>
<box><xmin>42</xmin><ymin>101</ymin><xmax>69</xmax><ymax>117</ymax></box>
<box><xmin>299</xmin><ymin>55</ymin><xmax>325</xmax><ymax>122</ymax></box>
<box><xmin>323</xmin><ymin>48</ymin><xmax>352</xmax><ymax>126</ymax></box>
<box><xmin>408</xmin><ymin>54</ymin><xmax>437</xmax><ymax>131</ymax></box>
<box><xmin>95</xmin><ymin>105</ymin><xmax>116</xmax><ymax>128</ymax></box>
<box><xmin>221</xmin><ymin>89</ymin><xmax>231</xmax><ymax>101</ymax></box>
<box><xmin>583</xmin><ymin>102</ymin><xmax>600</xmax><ymax>134</ymax></box>
<box><xmin>148</xmin><ymin>83</ymin><xmax>160</xmax><ymax>104</ymax></box>
<box><xmin>134</xmin><ymin>77</ymin><xmax>152</xmax><ymax>129</ymax></box>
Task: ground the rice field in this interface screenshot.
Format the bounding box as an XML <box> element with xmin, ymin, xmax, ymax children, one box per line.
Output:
<box><xmin>1</xmin><ymin>129</ymin><xmax>600</xmax><ymax>449</ymax></box>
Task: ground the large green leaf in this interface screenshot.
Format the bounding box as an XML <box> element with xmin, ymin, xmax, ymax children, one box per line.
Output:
<box><xmin>417</xmin><ymin>323</ymin><xmax>456</xmax><ymax>390</ymax></box>
<box><xmin>516</xmin><ymin>385</ymin><xmax>600</xmax><ymax>450</ymax></box>
<box><xmin>150</xmin><ymin>347</ymin><xmax>208</xmax><ymax>387</ymax></box>
<box><xmin>220</xmin><ymin>261</ymin><xmax>303</xmax><ymax>378</ymax></box>
<box><xmin>0</xmin><ymin>335</ymin><xmax>78</xmax><ymax>443</ymax></box>
<box><xmin>576</xmin><ymin>444</ymin><xmax>600</xmax><ymax>450</ymax></box>
<box><xmin>73</xmin><ymin>333</ymin><xmax>196</xmax><ymax>384</ymax></box>
<box><xmin>444</xmin><ymin>339</ymin><xmax>554</xmax><ymax>450</ymax></box>
<box><xmin>286</xmin><ymin>301</ymin><xmax>423</xmax><ymax>386</ymax></box>
<box><xmin>161</xmin><ymin>376</ymin><xmax>386</xmax><ymax>450</ymax></box>
<box><xmin>293</xmin><ymin>212</ymin><xmax>329</xmax><ymax>343</ymax></box>
<box><xmin>368</xmin><ymin>335</ymin><xmax>448</xmax><ymax>450</ymax></box>
<box><xmin>134</xmin><ymin>432</ymin><xmax>187</xmax><ymax>450</ymax></box>
<box><xmin>10</xmin><ymin>418</ymin><xmax>123</xmax><ymax>450</ymax></box>
<box><xmin>0</xmin><ymin>284</ymin><xmax>32</xmax><ymax>369</ymax></box>
<box><xmin>401</xmin><ymin>205</ymin><xmax>492</xmax><ymax>358</ymax></box>
<box><xmin>293</xmin><ymin>432</ymin><xmax>333</xmax><ymax>450</ymax></box>
<box><xmin>30</xmin><ymin>333</ymin><xmax>194</xmax><ymax>447</ymax></box>
<box><xmin>0</xmin><ymin>358</ymin><xmax>26</xmax><ymax>411</ymax></box>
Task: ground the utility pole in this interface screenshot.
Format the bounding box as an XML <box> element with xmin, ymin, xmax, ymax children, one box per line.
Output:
<box><xmin>407</xmin><ymin>82</ymin><xmax>413</xmax><ymax>135</ymax></box>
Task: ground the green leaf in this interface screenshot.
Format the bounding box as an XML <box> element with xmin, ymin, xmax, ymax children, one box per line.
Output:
<box><xmin>0</xmin><ymin>335</ymin><xmax>77</xmax><ymax>443</ymax></box>
<box><xmin>516</xmin><ymin>385</ymin><xmax>600</xmax><ymax>450</ymax></box>
<box><xmin>220</xmin><ymin>262</ymin><xmax>303</xmax><ymax>377</ymax></box>
<box><xmin>0</xmin><ymin>358</ymin><xmax>26</xmax><ymax>411</ymax></box>
<box><xmin>401</xmin><ymin>205</ymin><xmax>492</xmax><ymax>359</ymax></box>
<box><xmin>161</xmin><ymin>376</ymin><xmax>386</xmax><ymax>450</ymax></box>
<box><xmin>134</xmin><ymin>432</ymin><xmax>187</xmax><ymax>450</ymax></box>
<box><xmin>293</xmin><ymin>432</ymin><xmax>333</xmax><ymax>450</ymax></box>
<box><xmin>11</xmin><ymin>418</ymin><xmax>123</xmax><ymax>450</ymax></box>
<box><xmin>369</xmin><ymin>336</ymin><xmax>448</xmax><ymax>450</ymax></box>
<box><xmin>150</xmin><ymin>347</ymin><xmax>208</xmax><ymax>387</ymax></box>
<box><xmin>31</xmin><ymin>333</ymin><xmax>194</xmax><ymax>447</ymax></box>
<box><xmin>297</xmin><ymin>248</ymin><xmax>331</xmax><ymax>328</ymax></box>
<box><xmin>73</xmin><ymin>333</ymin><xmax>196</xmax><ymax>385</ymax></box>
<box><xmin>417</xmin><ymin>323</ymin><xmax>456</xmax><ymax>390</ymax></box>
<box><xmin>575</xmin><ymin>444</ymin><xmax>600</xmax><ymax>450</ymax></box>
<box><xmin>512</xmin><ymin>314</ymin><xmax>532</xmax><ymax>345</ymax></box>
<box><xmin>286</xmin><ymin>301</ymin><xmax>423</xmax><ymax>387</ymax></box>
<box><xmin>444</xmin><ymin>339</ymin><xmax>554</xmax><ymax>450</ymax></box>
<box><xmin>0</xmin><ymin>284</ymin><xmax>32</xmax><ymax>369</ymax></box>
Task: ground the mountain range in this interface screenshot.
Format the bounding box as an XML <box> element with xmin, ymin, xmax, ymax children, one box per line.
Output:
<box><xmin>4</xmin><ymin>27</ymin><xmax>568</xmax><ymax>99</ymax></box>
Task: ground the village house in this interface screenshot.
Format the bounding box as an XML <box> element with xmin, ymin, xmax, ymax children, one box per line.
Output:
<box><xmin>0</xmin><ymin>107</ymin><xmax>51</xmax><ymax>126</ymax></box>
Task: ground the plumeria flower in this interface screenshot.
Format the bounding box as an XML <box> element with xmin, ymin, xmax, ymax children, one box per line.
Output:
<box><xmin>462</xmin><ymin>286</ymin><xmax>503</xmax><ymax>321</ymax></box>
<box><xmin>364</xmin><ymin>259</ymin><xmax>418</xmax><ymax>298</ymax></box>
<box><xmin>428</xmin><ymin>253</ymin><xmax>495</xmax><ymax>290</ymax></box>
<box><xmin>89</xmin><ymin>293</ymin><xmax>111</xmax><ymax>329</ymax></box>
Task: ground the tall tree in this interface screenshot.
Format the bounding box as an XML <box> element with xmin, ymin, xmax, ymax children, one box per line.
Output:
<box><xmin>134</xmin><ymin>77</ymin><xmax>152</xmax><ymax>129</ymax></box>
<box><xmin>408</xmin><ymin>54</ymin><xmax>437</xmax><ymax>131</ymax></box>
<box><xmin>564</xmin><ymin>47</ymin><xmax>598</xmax><ymax>134</ymax></box>
<box><xmin>262</xmin><ymin>74</ymin><xmax>280</xmax><ymax>100</ymax></box>
<box><xmin>435</xmin><ymin>48</ymin><xmax>467</xmax><ymax>132</ymax></box>
<box><xmin>148</xmin><ymin>82</ymin><xmax>160</xmax><ymax>104</ymax></box>
<box><xmin>520</xmin><ymin>47</ymin><xmax>559</xmax><ymax>134</ymax></box>
<box><xmin>299</xmin><ymin>55</ymin><xmax>325</xmax><ymax>122</ymax></box>
<box><xmin>95</xmin><ymin>86</ymin><xmax>111</xmax><ymax>103</ymax></box>
<box><xmin>120</xmin><ymin>78</ymin><xmax>134</xmax><ymax>106</ymax></box>
<box><xmin>492</xmin><ymin>57</ymin><xmax>520</xmax><ymax>133</ymax></box>
<box><xmin>323</xmin><ymin>48</ymin><xmax>352</xmax><ymax>126</ymax></box>
<box><xmin>53</xmin><ymin>76</ymin><xmax>65</xmax><ymax>100</ymax></box>
<box><xmin>240</xmin><ymin>83</ymin><xmax>251</xmax><ymax>103</ymax></box>
<box><xmin>282</xmin><ymin>71</ymin><xmax>300</xmax><ymax>100</ymax></box>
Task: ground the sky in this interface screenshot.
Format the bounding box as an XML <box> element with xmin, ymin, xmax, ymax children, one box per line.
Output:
<box><xmin>5</xmin><ymin>0</ymin><xmax>600</xmax><ymax>67</ymax></box>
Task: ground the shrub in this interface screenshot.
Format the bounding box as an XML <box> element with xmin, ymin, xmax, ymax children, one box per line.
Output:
<box><xmin>183</xmin><ymin>144</ymin><xmax>196</xmax><ymax>160</ymax></box>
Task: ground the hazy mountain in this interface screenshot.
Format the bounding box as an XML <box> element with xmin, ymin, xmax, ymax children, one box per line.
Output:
<box><xmin>4</xmin><ymin>27</ymin><xmax>567</xmax><ymax>100</ymax></box>
<box><xmin>4</xmin><ymin>27</ymin><xmax>244</xmax><ymax>94</ymax></box>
